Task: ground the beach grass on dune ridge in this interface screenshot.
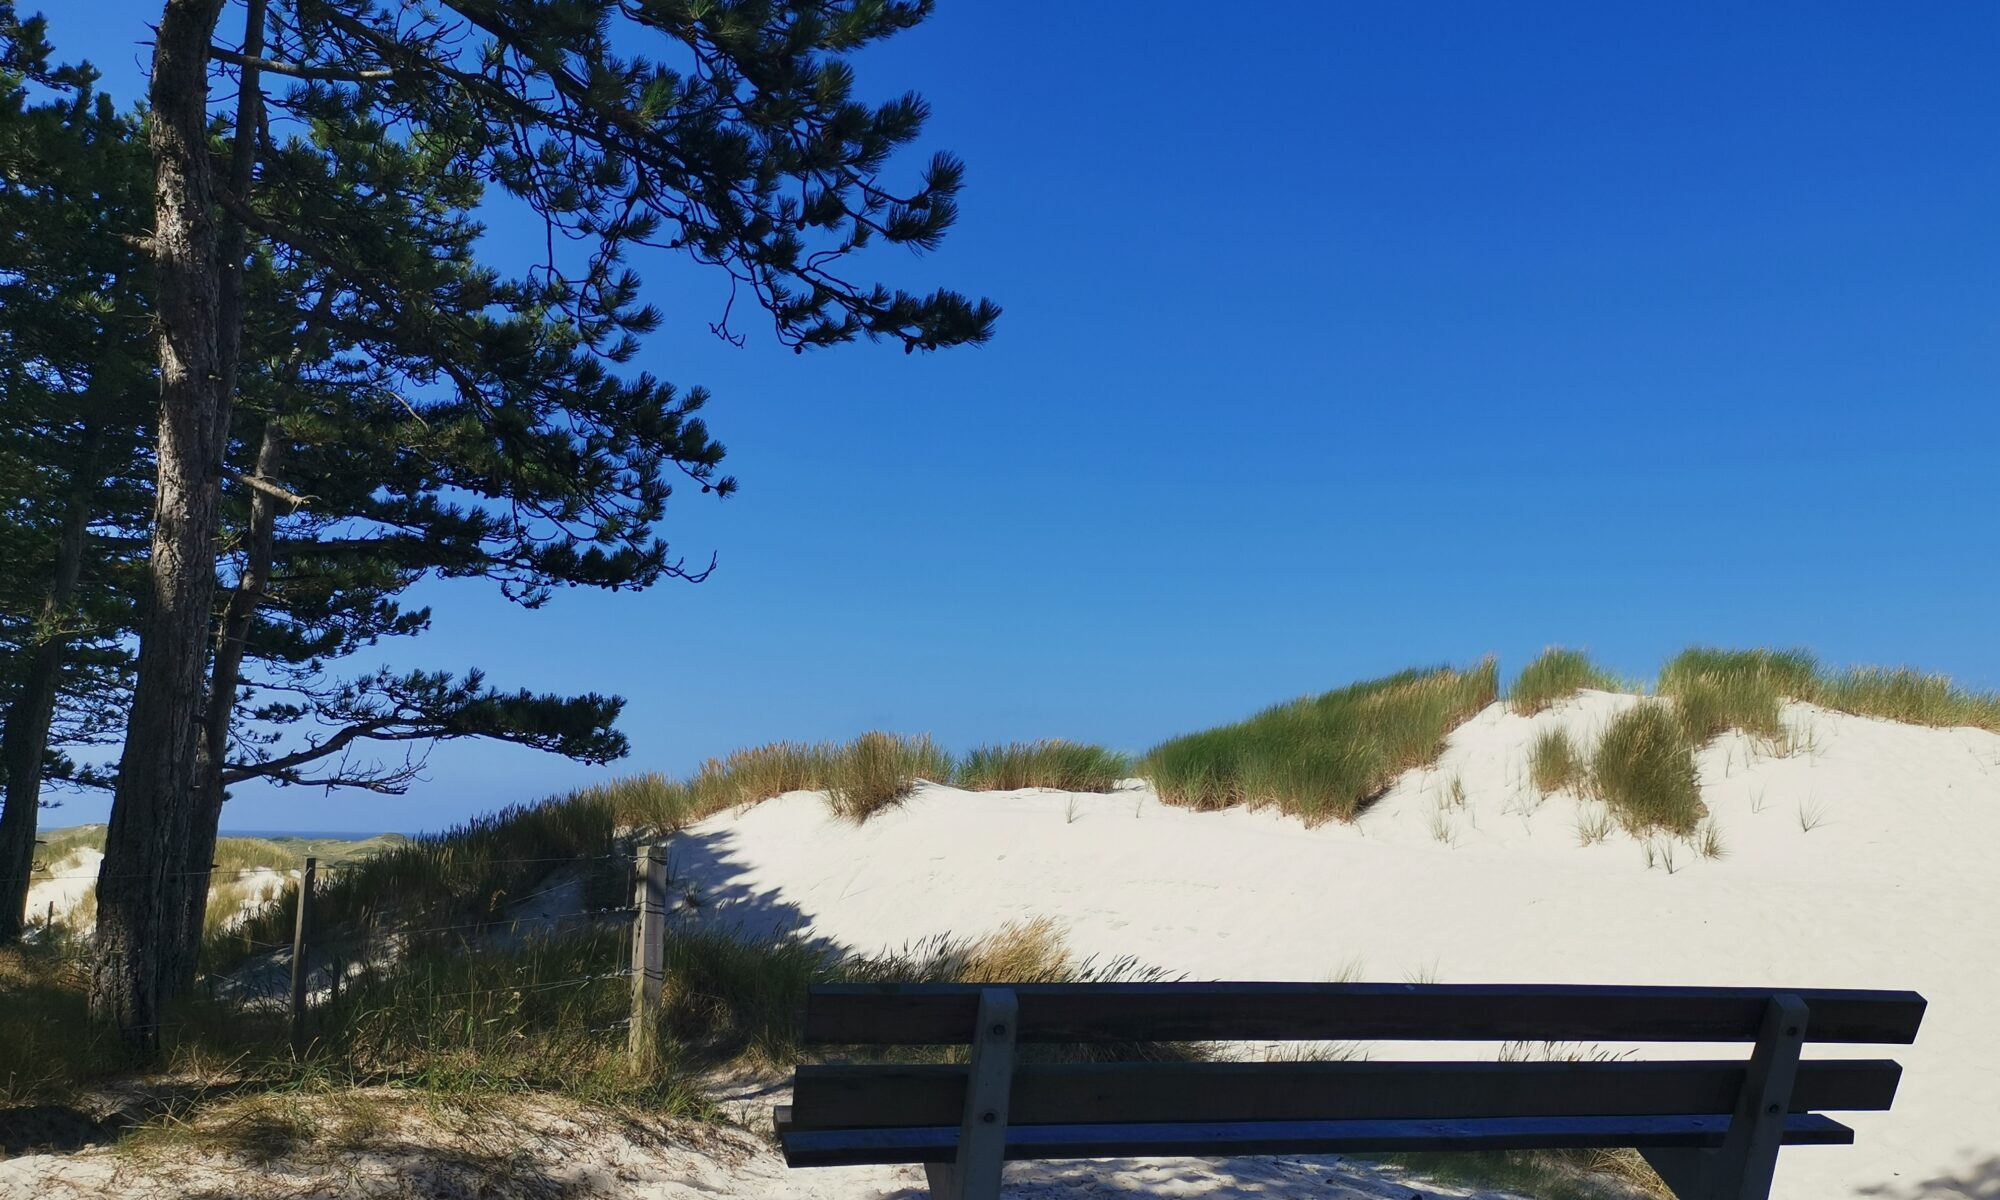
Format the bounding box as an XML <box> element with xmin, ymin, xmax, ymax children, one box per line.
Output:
<box><xmin>1813</xmin><ymin>665</ymin><xmax>2000</xmax><ymax>732</ymax></box>
<box><xmin>826</xmin><ymin>731</ymin><xmax>954</xmax><ymax>820</ymax></box>
<box><xmin>955</xmin><ymin>740</ymin><xmax>1132</xmax><ymax>792</ymax></box>
<box><xmin>574</xmin><ymin>731</ymin><xmax>959</xmax><ymax>831</ymax></box>
<box><xmin>1657</xmin><ymin>647</ymin><xmax>1812</xmax><ymax>743</ymax></box>
<box><xmin>1655</xmin><ymin>646</ymin><xmax>2000</xmax><ymax>738</ymax></box>
<box><xmin>1141</xmin><ymin>660</ymin><xmax>1499</xmax><ymax>824</ymax></box>
<box><xmin>1509</xmin><ymin>648</ymin><xmax>1626</xmax><ymax>715</ymax></box>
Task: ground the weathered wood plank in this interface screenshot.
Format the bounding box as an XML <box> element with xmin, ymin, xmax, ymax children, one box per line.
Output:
<box><xmin>780</xmin><ymin>1113</ymin><xmax>1856</xmax><ymax>1168</ymax></box>
<box><xmin>787</xmin><ymin>1058</ymin><xmax>1901</xmax><ymax>1130</ymax></box>
<box><xmin>802</xmin><ymin>983</ymin><xmax>1926</xmax><ymax>1045</ymax></box>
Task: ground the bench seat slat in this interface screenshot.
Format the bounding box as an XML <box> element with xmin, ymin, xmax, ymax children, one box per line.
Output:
<box><xmin>780</xmin><ymin>1113</ymin><xmax>1856</xmax><ymax>1167</ymax></box>
<box><xmin>788</xmin><ymin>1059</ymin><xmax>1902</xmax><ymax>1129</ymax></box>
<box><xmin>802</xmin><ymin>983</ymin><xmax>1926</xmax><ymax>1045</ymax></box>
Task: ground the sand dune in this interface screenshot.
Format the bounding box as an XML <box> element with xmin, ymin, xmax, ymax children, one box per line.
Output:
<box><xmin>669</xmin><ymin>694</ymin><xmax>2000</xmax><ymax>1200</ymax></box>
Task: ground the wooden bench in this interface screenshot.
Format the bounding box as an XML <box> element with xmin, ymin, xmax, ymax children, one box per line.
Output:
<box><xmin>774</xmin><ymin>981</ymin><xmax>1924</xmax><ymax>1200</ymax></box>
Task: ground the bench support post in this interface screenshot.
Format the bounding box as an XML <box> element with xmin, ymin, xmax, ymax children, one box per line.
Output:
<box><xmin>1641</xmin><ymin>994</ymin><xmax>1808</xmax><ymax>1200</ymax></box>
<box><xmin>924</xmin><ymin>987</ymin><xmax>1019</xmax><ymax>1200</ymax></box>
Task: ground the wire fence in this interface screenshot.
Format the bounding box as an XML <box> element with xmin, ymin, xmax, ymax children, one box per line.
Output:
<box><xmin>21</xmin><ymin>845</ymin><xmax>669</xmax><ymax>1067</ymax></box>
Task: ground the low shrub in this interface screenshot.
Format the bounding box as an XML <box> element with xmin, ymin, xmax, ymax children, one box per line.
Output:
<box><xmin>955</xmin><ymin>740</ymin><xmax>1131</xmax><ymax>792</ymax></box>
<box><xmin>1509</xmin><ymin>648</ymin><xmax>1624</xmax><ymax>715</ymax></box>
<box><xmin>1142</xmin><ymin>661</ymin><xmax>1498</xmax><ymax>824</ymax></box>
<box><xmin>1590</xmin><ymin>704</ymin><xmax>1704</xmax><ymax>834</ymax></box>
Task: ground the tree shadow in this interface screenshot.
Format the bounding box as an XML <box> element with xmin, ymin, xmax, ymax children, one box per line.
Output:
<box><xmin>663</xmin><ymin>825</ymin><xmax>825</xmax><ymax>947</ymax></box>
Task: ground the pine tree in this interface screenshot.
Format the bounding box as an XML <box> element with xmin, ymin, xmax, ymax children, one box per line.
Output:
<box><xmin>0</xmin><ymin>18</ymin><xmax>152</xmax><ymax>939</ymax></box>
<box><xmin>86</xmin><ymin>0</ymin><xmax>997</xmax><ymax>1042</ymax></box>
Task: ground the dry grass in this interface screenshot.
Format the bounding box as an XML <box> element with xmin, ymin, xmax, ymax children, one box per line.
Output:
<box><xmin>1142</xmin><ymin>661</ymin><xmax>1499</xmax><ymax>824</ymax></box>
<box><xmin>1590</xmin><ymin>703</ymin><xmax>1705</xmax><ymax>835</ymax></box>
<box><xmin>1510</xmin><ymin>648</ymin><xmax>1625</xmax><ymax>715</ymax></box>
<box><xmin>955</xmin><ymin>740</ymin><xmax>1131</xmax><ymax>792</ymax></box>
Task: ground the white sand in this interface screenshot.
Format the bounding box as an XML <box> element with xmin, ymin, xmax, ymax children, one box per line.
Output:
<box><xmin>24</xmin><ymin>849</ymin><xmax>102</xmax><ymax>925</ymax></box>
<box><xmin>665</xmin><ymin>694</ymin><xmax>2000</xmax><ymax>1200</ymax></box>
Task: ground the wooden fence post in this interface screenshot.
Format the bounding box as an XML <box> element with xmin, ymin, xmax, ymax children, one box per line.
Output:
<box><xmin>289</xmin><ymin>855</ymin><xmax>316</xmax><ymax>1055</ymax></box>
<box><xmin>629</xmin><ymin>842</ymin><xmax>666</xmax><ymax>1070</ymax></box>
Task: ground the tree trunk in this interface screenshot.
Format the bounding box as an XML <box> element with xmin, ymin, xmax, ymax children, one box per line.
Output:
<box><xmin>170</xmin><ymin>422</ymin><xmax>285</xmax><ymax>991</ymax></box>
<box><xmin>89</xmin><ymin>0</ymin><xmax>234</xmax><ymax>1045</ymax></box>
<box><xmin>0</xmin><ymin>425</ymin><xmax>100</xmax><ymax>941</ymax></box>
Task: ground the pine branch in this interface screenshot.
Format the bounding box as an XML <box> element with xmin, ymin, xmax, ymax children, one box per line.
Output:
<box><xmin>209</xmin><ymin>44</ymin><xmax>395</xmax><ymax>82</ymax></box>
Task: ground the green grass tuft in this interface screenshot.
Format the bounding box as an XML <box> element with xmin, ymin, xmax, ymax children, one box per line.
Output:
<box><xmin>1528</xmin><ymin>727</ymin><xmax>1589</xmax><ymax>796</ymax></box>
<box><xmin>955</xmin><ymin>740</ymin><xmax>1131</xmax><ymax>792</ymax></box>
<box><xmin>1590</xmin><ymin>703</ymin><xmax>1705</xmax><ymax>834</ymax></box>
<box><xmin>1509</xmin><ymin>648</ymin><xmax>1624</xmax><ymax>715</ymax></box>
<box><xmin>1141</xmin><ymin>661</ymin><xmax>1498</xmax><ymax>825</ymax></box>
<box><xmin>1656</xmin><ymin>647</ymin><xmax>1809</xmax><ymax>743</ymax></box>
<box><xmin>826</xmin><ymin>731</ymin><xmax>954</xmax><ymax>821</ymax></box>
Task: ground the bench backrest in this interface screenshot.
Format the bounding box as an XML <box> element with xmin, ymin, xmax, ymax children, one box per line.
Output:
<box><xmin>782</xmin><ymin>982</ymin><xmax>1925</xmax><ymax>1200</ymax></box>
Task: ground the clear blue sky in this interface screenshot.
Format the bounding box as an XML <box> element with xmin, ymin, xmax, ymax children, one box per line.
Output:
<box><xmin>39</xmin><ymin>3</ymin><xmax>2000</xmax><ymax>834</ymax></box>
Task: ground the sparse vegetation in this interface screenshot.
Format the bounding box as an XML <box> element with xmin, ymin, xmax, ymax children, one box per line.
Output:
<box><xmin>955</xmin><ymin>740</ymin><xmax>1132</xmax><ymax>792</ymax></box>
<box><xmin>1528</xmin><ymin>727</ymin><xmax>1589</xmax><ymax>796</ymax></box>
<box><xmin>1510</xmin><ymin>648</ymin><xmax>1624</xmax><ymax>715</ymax></box>
<box><xmin>1590</xmin><ymin>703</ymin><xmax>1704</xmax><ymax>834</ymax></box>
<box><xmin>1141</xmin><ymin>661</ymin><xmax>1499</xmax><ymax>824</ymax></box>
<box><xmin>1574</xmin><ymin>804</ymin><xmax>1614</xmax><ymax>846</ymax></box>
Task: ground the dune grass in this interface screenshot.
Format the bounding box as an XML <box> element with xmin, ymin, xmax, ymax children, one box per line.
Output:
<box><xmin>578</xmin><ymin>733</ymin><xmax>956</xmax><ymax>831</ymax></box>
<box><xmin>1654</xmin><ymin>646</ymin><xmax>2000</xmax><ymax>739</ymax></box>
<box><xmin>1528</xmin><ymin>727</ymin><xmax>1589</xmax><ymax>796</ymax></box>
<box><xmin>1812</xmin><ymin>666</ymin><xmax>2000</xmax><ymax>732</ymax></box>
<box><xmin>1655</xmin><ymin>647</ymin><xmax>1811</xmax><ymax>743</ymax></box>
<box><xmin>1509</xmin><ymin>648</ymin><xmax>1626</xmax><ymax>715</ymax></box>
<box><xmin>826</xmin><ymin>732</ymin><xmax>954</xmax><ymax>821</ymax></box>
<box><xmin>1590</xmin><ymin>703</ymin><xmax>1704</xmax><ymax>835</ymax></box>
<box><xmin>208</xmin><ymin>795</ymin><xmax>627</xmax><ymax>974</ymax></box>
<box><xmin>1141</xmin><ymin>661</ymin><xmax>1499</xmax><ymax>824</ymax></box>
<box><xmin>955</xmin><ymin>740</ymin><xmax>1131</xmax><ymax>792</ymax></box>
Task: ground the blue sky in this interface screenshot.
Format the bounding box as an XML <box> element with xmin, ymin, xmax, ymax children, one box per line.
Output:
<box><xmin>39</xmin><ymin>3</ymin><xmax>2000</xmax><ymax>833</ymax></box>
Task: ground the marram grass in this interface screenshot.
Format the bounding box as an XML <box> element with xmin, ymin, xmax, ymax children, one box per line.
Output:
<box><xmin>1509</xmin><ymin>648</ymin><xmax>1625</xmax><ymax>715</ymax></box>
<box><xmin>1656</xmin><ymin>647</ymin><xmax>1810</xmax><ymax>743</ymax></box>
<box><xmin>955</xmin><ymin>740</ymin><xmax>1131</xmax><ymax>792</ymax></box>
<box><xmin>826</xmin><ymin>731</ymin><xmax>954</xmax><ymax>820</ymax></box>
<box><xmin>1590</xmin><ymin>703</ymin><xmax>1704</xmax><ymax>835</ymax></box>
<box><xmin>1141</xmin><ymin>661</ymin><xmax>1499</xmax><ymax>825</ymax></box>
<box><xmin>1812</xmin><ymin>666</ymin><xmax>2000</xmax><ymax>732</ymax></box>
<box><xmin>1527</xmin><ymin>727</ymin><xmax>1589</xmax><ymax>796</ymax></box>
<box><xmin>1654</xmin><ymin>646</ymin><xmax>2000</xmax><ymax>738</ymax></box>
